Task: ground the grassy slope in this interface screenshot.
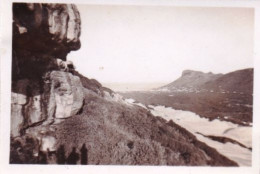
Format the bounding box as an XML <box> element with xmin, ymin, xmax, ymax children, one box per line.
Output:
<box><xmin>52</xmin><ymin>85</ymin><xmax>237</xmax><ymax>165</ymax></box>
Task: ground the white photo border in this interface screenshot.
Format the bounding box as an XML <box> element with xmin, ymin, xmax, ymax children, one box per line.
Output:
<box><xmin>1</xmin><ymin>0</ymin><xmax>260</xmax><ymax>174</ymax></box>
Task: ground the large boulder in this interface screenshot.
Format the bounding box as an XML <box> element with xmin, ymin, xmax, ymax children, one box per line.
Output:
<box><xmin>50</xmin><ymin>71</ymin><xmax>84</xmax><ymax>119</ymax></box>
<box><xmin>11</xmin><ymin>71</ymin><xmax>84</xmax><ymax>137</ymax></box>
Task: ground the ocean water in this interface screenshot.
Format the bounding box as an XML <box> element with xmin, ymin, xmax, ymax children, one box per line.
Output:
<box><xmin>102</xmin><ymin>82</ymin><xmax>168</xmax><ymax>92</ymax></box>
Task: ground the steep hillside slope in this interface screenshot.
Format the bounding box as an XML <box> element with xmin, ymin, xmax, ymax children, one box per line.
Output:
<box><xmin>201</xmin><ymin>68</ymin><xmax>253</xmax><ymax>94</ymax></box>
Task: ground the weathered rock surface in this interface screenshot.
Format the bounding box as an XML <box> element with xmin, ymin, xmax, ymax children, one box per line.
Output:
<box><xmin>11</xmin><ymin>71</ymin><xmax>84</xmax><ymax>137</ymax></box>
<box><xmin>11</xmin><ymin>3</ymin><xmax>83</xmax><ymax>137</ymax></box>
<box><xmin>12</xmin><ymin>3</ymin><xmax>81</xmax><ymax>80</ymax></box>
<box><xmin>13</xmin><ymin>3</ymin><xmax>80</xmax><ymax>58</ymax></box>
<box><xmin>49</xmin><ymin>71</ymin><xmax>84</xmax><ymax>119</ymax></box>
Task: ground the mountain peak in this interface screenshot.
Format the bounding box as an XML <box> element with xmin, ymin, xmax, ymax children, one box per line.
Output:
<box><xmin>181</xmin><ymin>70</ymin><xmax>203</xmax><ymax>77</ymax></box>
<box><xmin>181</xmin><ymin>70</ymin><xmax>221</xmax><ymax>77</ymax></box>
<box><xmin>159</xmin><ymin>70</ymin><xmax>222</xmax><ymax>90</ymax></box>
<box><xmin>158</xmin><ymin>68</ymin><xmax>253</xmax><ymax>94</ymax></box>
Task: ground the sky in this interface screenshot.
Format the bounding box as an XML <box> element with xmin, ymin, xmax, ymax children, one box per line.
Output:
<box><xmin>67</xmin><ymin>5</ymin><xmax>254</xmax><ymax>84</ymax></box>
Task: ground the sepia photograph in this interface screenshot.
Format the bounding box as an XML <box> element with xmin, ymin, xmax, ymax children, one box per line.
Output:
<box><xmin>1</xmin><ymin>0</ymin><xmax>260</xmax><ymax>173</ymax></box>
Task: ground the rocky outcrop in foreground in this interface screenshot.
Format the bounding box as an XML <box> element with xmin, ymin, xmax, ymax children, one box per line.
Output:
<box><xmin>11</xmin><ymin>70</ymin><xmax>84</xmax><ymax>137</ymax></box>
<box><xmin>10</xmin><ymin>3</ymin><xmax>238</xmax><ymax>166</ymax></box>
<box><xmin>11</xmin><ymin>3</ymin><xmax>83</xmax><ymax>137</ymax></box>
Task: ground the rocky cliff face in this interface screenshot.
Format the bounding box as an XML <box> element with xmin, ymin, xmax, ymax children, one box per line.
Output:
<box><xmin>10</xmin><ymin>3</ymin><xmax>238</xmax><ymax>166</ymax></box>
<box><xmin>11</xmin><ymin>3</ymin><xmax>83</xmax><ymax>138</ymax></box>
